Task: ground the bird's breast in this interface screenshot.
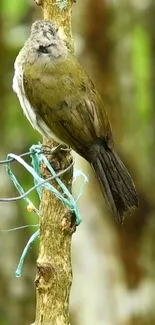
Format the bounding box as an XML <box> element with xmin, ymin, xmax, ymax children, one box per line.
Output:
<box><xmin>13</xmin><ymin>65</ymin><xmax>63</xmax><ymax>143</ymax></box>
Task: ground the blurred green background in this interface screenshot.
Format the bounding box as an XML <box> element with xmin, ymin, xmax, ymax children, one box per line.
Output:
<box><xmin>0</xmin><ymin>1</ymin><xmax>155</xmax><ymax>324</ymax></box>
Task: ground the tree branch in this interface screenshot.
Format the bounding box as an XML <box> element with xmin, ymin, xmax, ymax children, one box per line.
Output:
<box><xmin>33</xmin><ymin>1</ymin><xmax>75</xmax><ymax>324</ymax></box>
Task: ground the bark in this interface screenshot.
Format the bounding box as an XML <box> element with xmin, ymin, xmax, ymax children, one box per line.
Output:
<box><xmin>33</xmin><ymin>1</ymin><xmax>75</xmax><ymax>325</ymax></box>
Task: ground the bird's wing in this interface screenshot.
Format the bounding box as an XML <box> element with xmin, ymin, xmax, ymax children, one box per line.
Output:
<box><xmin>23</xmin><ymin>55</ymin><xmax>113</xmax><ymax>157</ymax></box>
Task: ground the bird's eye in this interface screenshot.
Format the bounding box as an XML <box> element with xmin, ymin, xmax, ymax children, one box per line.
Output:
<box><xmin>38</xmin><ymin>45</ymin><xmax>49</xmax><ymax>54</ymax></box>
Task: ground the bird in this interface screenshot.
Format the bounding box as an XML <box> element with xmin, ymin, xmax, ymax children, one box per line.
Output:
<box><xmin>13</xmin><ymin>20</ymin><xmax>138</xmax><ymax>223</ymax></box>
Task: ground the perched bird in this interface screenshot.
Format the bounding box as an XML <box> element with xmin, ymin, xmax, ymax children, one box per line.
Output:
<box><xmin>13</xmin><ymin>20</ymin><xmax>138</xmax><ymax>223</ymax></box>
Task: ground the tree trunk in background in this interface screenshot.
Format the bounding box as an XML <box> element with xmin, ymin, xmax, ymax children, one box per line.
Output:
<box><xmin>71</xmin><ymin>1</ymin><xmax>155</xmax><ymax>325</ymax></box>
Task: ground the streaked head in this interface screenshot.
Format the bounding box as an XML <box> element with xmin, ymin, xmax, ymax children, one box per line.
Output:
<box><xmin>31</xmin><ymin>20</ymin><xmax>59</xmax><ymax>41</ymax></box>
<box><xmin>28</xmin><ymin>20</ymin><xmax>68</xmax><ymax>59</ymax></box>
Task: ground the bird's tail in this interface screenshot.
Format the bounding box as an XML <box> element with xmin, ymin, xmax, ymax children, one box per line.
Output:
<box><xmin>91</xmin><ymin>145</ymin><xmax>138</xmax><ymax>223</ymax></box>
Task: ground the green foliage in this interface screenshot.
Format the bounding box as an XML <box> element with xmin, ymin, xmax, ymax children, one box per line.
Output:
<box><xmin>132</xmin><ymin>25</ymin><xmax>151</xmax><ymax>123</ymax></box>
<box><xmin>2</xmin><ymin>0</ymin><xmax>29</xmax><ymax>23</ymax></box>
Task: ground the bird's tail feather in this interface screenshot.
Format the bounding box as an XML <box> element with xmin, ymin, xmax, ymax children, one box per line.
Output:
<box><xmin>91</xmin><ymin>146</ymin><xmax>138</xmax><ymax>223</ymax></box>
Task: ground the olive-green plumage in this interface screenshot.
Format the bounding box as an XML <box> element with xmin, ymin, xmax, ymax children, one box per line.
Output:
<box><xmin>23</xmin><ymin>54</ymin><xmax>112</xmax><ymax>156</ymax></box>
<box><xmin>13</xmin><ymin>20</ymin><xmax>138</xmax><ymax>223</ymax></box>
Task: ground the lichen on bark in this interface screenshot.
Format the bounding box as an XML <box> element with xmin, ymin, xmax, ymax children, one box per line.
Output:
<box><xmin>33</xmin><ymin>1</ymin><xmax>76</xmax><ymax>324</ymax></box>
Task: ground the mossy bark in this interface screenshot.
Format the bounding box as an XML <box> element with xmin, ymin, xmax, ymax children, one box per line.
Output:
<box><xmin>33</xmin><ymin>1</ymin><xmax>75</xmax><ymax>324</ymax></box>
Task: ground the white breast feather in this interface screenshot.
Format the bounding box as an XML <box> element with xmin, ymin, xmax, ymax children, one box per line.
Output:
<box><xmin>13</xmin><ymin>64</ymin><xmax>62</xmax><ymax>143</ymax></box>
